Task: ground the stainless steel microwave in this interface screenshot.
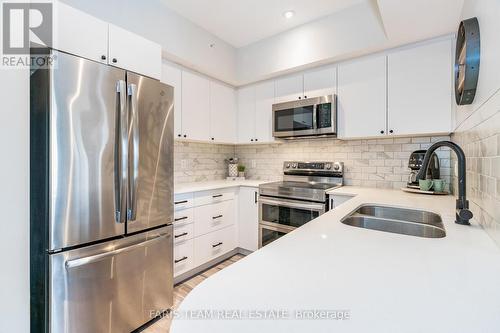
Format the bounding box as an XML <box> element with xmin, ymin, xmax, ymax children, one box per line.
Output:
<box><xmin>272</xmin><ymin>95</ymin><xmax>337</xmax><ymax>138</ymax></box>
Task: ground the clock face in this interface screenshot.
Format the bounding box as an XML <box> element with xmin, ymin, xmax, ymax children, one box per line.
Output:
<box><xmin>454</xmin><ymin>18</ymin><xmax>480</xmax><ymax>105</ymax></box>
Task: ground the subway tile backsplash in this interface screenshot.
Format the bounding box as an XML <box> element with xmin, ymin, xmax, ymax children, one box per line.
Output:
<box><xmin>174</xmin><ymin>135</ymin><xmax>453</xmax><ymax>192</ymax></box>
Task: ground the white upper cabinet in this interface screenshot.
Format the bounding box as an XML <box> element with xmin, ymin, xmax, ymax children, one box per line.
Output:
<box><xmin>237</xmin><ymin>86</ymin><xmax>256</xmax><ymax>143</ymax></box>
<box><xmin>210</xmin><ymin>81</ymin><xmax>237</xmax><ymax>144</ymax></box>
<box><xmin>303</xmin><ymin>66</ymin><xmax>337</xmax><ymax>98</ymax></box>
<box><xmin>182</xmin><ymin>71</ymin><xmax>210</xmax><ymax>141</ymax></box>
<box><xmin>275</xmin><ymin>74</ymin><xmax>304</xmax><ymax>103</ymax></box>
<box><xmin>387</xmin><ymin>39</ymin><xmax>453</xmax><ymax>136</ymax></box>
<box><xmin>54</xmin><ymin>2</ymin><xmax>108</xmax><ymax>64</ymax></box>
<box><xmin>161</xmin><ymin>62</ymin><xmax>183</xmax><ymax>138</ymax></box>
<box><xmin>254</xmin><ymin>81</ymin><xmax>275</xmax><ymax>143</ymax></box>
<box><xmin>338</xmin><ymin>54</ymin><xmax>387</xmax><ymax>139</ymax></box>
<box><xmin>108</xmin><ymin>24</ymin><xmax>162</xmax><ymax>79</ymax></box>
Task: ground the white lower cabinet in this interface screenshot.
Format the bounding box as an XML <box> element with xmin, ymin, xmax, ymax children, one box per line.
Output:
<box><xmin>194</xmin><ymin>226</ymin><xmax>236</xmax><ymax>267</ymax></box>
<box><xmin>174</xmin><ymin>239</ymin><xmax>195</xmax><ymax>277</ymax></box>
<box><xmin>238</xmin><ymin>187</ymin><xmax>259</xmax><ymax>251</ymax></box>
<box><xmin>194</xmin><ymin>200</ymin><xmax>235</xmax><ymax>237</ymax></box>
<box><xmin>173</xmin><ymin>189</ymin><xmax>240</xmax><ymax>278</ymax></box>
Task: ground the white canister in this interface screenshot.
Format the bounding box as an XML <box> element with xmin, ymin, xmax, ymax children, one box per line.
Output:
<box><xmin>228</xmin><ymin>164</ymin><xmax>238</xmax><ymax>177</ymax></box>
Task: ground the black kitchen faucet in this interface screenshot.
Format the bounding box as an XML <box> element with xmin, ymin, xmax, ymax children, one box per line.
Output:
<box><xmin>415</xmin><ymin>141</ymin><xmax>473</xmax><ymax>225</ymax></box>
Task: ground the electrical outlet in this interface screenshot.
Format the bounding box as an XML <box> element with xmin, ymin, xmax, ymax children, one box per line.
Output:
<box><xmin>181</xmin><ymin>159</ymin><xmax>188</xmax><ymax>170</ymax></box>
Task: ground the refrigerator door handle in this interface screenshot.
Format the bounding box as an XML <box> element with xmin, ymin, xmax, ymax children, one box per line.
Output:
<box><xmin>115</xmin><ymin>80</ymin><xmax>128</xmax><ymax>223</ymax></box>
<box><xmin>127</xmin><ymin>83</ymin><xmax>140</xmax><ymax>221</ymax></box>
<box><xmin>65</xmin><ymin>233</ymin><xmax>170</xmax><ymax>269</ymax></box>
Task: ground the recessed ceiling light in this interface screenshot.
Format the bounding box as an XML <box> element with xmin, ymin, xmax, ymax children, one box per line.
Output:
<box><xmin>283</xmin><ymin>10</ymin><xmax>295</xmax><ymax>19</ymax></box>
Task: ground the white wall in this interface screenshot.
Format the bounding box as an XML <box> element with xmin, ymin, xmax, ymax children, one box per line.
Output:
<box><xmin>236</xmin><ymin>2</ymin><xmax>387</xmax><ymax>85</ymax></box>
<box><xmin>59</xmin><ymin>0</ymin><xmax>238</xmax><ymax>85</ymax></box>
<box><xmin>0</xmin><ymin>68</ymin><xmax>29</xmax><ymax>332</ymax></box>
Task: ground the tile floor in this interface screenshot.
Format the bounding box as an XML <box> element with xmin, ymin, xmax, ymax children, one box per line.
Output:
<box><xmin>142</xmin><ymin>254</ymin><xmax>245</xmax><ymax>333</ymax></box>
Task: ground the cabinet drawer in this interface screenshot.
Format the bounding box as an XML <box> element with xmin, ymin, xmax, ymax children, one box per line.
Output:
<box><xmin>194</xmin><ymin>226</ymin><xmax>236</xmax><ymax>266</ymax></box>
<box><xmin>173</xmin><ymin>223</ymin><xmax>194</xmax><ymax>244</ymax></box>
<box><xmin>174</xmin><ymin>239</ymin><xmax>194</xmax><ymax>277</ymax></box>
<box><xmin>194</xmin><ymin>200</ymin><xmax>235</xmax><ymax>237</ymax></box>
<box><xmin>194</xmin><ymin>188</ymin><xmax>236</xmax><ymax>206</ymax></box>
<box><xmin>174</xmin><ymin>208</ymin><xmax>194</xmax><ymax>225</ymax></box>
<box><xmin>174</xmin><ymin>193</ymin><xmax>194</xmax><ymax>210</ymax></box>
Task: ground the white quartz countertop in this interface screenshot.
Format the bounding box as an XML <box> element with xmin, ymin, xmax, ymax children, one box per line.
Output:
<box><xmin>171</xmin><ymin>186</ymin><xmax>500</xmax><ymax>333</ymax></box>
<box><xmin>174</xmin><ymin>179</ymin><xmax>268</xmax><ymax>194</ymax></box>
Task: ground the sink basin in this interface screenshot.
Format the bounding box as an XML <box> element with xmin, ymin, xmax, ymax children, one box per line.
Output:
<box><xmin>341</xmin><ymin>204</ymin><xmax>445</xmax><ymax>238</ymax></box>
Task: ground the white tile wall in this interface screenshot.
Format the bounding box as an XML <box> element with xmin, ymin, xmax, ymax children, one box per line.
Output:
<box><xmin>234</xmin><ymin>136</ymin><xmax>452</xmax><ymax>190</ymax></box>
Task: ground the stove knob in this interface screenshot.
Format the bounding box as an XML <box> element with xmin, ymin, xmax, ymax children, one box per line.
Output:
<box><xmin>286</xmin><ymin>163</ymin><xmax>291</xmax><ymax>168</ymax></box>
<box><xmin>292</xmin><ymin>163</ymin><xmax>298</xmax><ymax>168</ymax></box>
<box><xmin>325</xmin><ymin>163</ymin><xmax>332</xmax><ymax>170</ymax></box>
<box><xmin>333</xmin><ymin>164</ymin><xmax>340</xmax><ymax>171</ymax></box>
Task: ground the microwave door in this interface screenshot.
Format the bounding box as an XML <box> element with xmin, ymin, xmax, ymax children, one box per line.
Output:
<box><xmin>273</xmin><ymin>105</ymin><xmax>315</xmax><ymax>137</ymax></box>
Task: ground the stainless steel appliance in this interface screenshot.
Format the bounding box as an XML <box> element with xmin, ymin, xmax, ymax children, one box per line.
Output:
<box><xmin>30</xmin><ymin>49</ymin><xmax>174</xmax><ymax>333</ymax></box>
<box><xmin>272</xmin><ymin>95</ymin><xmax>337</xmax><ymax>138</ymax></box>
<box><xmin>258</xmin><ymin>161</ymin><xmax>343</xmax><ymax>247</ymax></box>
<box><xmin>407</xmin><ymin>149</ymin><xmax>440</xmax><ymax>188</ymax></box>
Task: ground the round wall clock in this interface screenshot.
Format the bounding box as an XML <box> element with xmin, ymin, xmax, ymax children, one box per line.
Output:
<box><xmin>454</xmin><ymin>17</ymin><xmax>480</xmax><ymax>105</ymax></box>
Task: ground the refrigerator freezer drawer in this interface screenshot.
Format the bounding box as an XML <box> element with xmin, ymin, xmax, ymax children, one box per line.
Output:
<box><xmin>50</xmin><ymin>225</ymin><xmax>173</xmax><ymax>333</ymax></box>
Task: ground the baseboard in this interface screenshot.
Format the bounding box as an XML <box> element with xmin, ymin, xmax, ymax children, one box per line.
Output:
<box><xmin>174</xmin><ymin>247</ymin><xmax>253</xmax><ymax>285</ymax></box>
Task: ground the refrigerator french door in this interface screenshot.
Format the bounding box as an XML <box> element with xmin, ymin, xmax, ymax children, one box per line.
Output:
<box><xmin>30</xmin><ymin>50</ymin><xmax>174</xmax><ymax>333</ymax></box>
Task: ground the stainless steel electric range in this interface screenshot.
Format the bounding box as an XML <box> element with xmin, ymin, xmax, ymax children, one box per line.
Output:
<box><xmin>258</xmin><ymin>161</ymin><xmax>344</xmax><ymax>247</ymax></box>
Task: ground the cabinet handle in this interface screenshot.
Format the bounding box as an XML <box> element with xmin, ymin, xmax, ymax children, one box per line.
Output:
<box><xmin>254</xmin><ymin>191</ymin><xmax>258</xmax><ymax>204</ymax></box>
<box><xmin>212</xmin><ymin>194</ymin><xmax>223</xmax><ymax>198</ymax></box>
<box><xmin>184</xmin><ymin>134</ymin><xmax>187</xmax><ymax>138</ymax></box>
<box><xmin>212</xmin><ymin>215</ymin><xmax>223</xmax><ymax>219</ymax></box>
<box><xmin>212</xmin><ymin>242</ymin><xmax>223</xmax><ymax>248</ymax></box>
<box><xmin>389</xmin><ymin>129</ymin><xmax>394</xmax><ymax>134</ymax></box>
<box><xmin>178</xmin><ymin>134</ymin><xmax>181</xmax><ymax>137</ymax></box>
<box><xmin>174</xmin><ymin>200</ymin><xmax>188</xmax><ymax>205</ymax></box>
<box><xmin>112</xmin><ymin>58</ymin><xmax>118</xmax><ymax>63</ymax></box>
<box><xmin>174</xmin><ymin>216</ymin><xmax>188</xmax><ymax>222</ymax></box>
<box><xmin>174</xmin><ymin>232</ymin><xmax>188</xmax><ymax>239</ymax></box>
<box><xmin>211</xmin><ymin>137</ymin><xmax>214</xmax><ymax>141</ymax></box>
<box><xmin>101</xmin><ymin>55</ymin><xmax>106</xmax><ymax>60</ymax></box>
<box><xmin>251</xmin><ymin>139</ymin><xmax>254</xmax><ymax>142</ymax></box>
<box><xmin>174</xmin><ymin>256</ymin><xmax>188</xmax><ymax>264</ymax></box>
<box><xmin>304</xmin><ymin>95</ymin><xmax>307</xmax><ymax>99</ymax></box>
<box><xmin>255</xmin><ymin>138</ymin><xmax>258</xmax><ymax>142</ymax></box>
<box><xmin>380</xmin><ymin>130</ymin><xmax>385</xmax><ymax>134</ymax></box>
<box><xmin>298</xmin><ymin>96</ymin><xmax>302</xmax><ymax>100</ymax></box>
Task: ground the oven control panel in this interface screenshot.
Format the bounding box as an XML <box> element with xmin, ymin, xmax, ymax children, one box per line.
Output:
<box><xmin>283</xmin><ymin>161</ymin><xmax>343</xmax><ymax>173</ymax></box>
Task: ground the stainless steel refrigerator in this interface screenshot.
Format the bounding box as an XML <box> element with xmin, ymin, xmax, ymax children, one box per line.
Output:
<box><xmin>30</xmin><ymin>50</ymin><xmax>174</xmax><ymax>333</ymax></box>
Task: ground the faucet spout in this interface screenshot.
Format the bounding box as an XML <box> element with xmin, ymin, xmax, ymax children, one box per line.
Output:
<box><xmin>415</xmin><ymin>140</ymin><xmax>472</xmax><ymax>225</ymax></box>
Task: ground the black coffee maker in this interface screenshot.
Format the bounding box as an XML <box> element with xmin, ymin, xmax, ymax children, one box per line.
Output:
<box><xmin>407</xmin><ymin>149</ymin><xmax>440</xmax><ymax>188</ymax></box>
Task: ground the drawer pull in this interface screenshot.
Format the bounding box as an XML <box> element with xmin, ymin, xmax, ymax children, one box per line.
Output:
<box><xmin>174</xmin><ymin>216</ymin><xmax>188</xmax><ymax>222</ymax></box>
<box><xmin>174</xmin><ymin>256</ymin><xmax>188</xmax><ymax>264</ymax></box>
<box><xmin>174</xmin><ymin>232</ymin><xmax>188</xmax><ymax>239</ymax></box>
<box><xmin>212</xmin><ymin>242</ymin><xmax>223</xmax><ymax>248</ymax></box>
<box><xmin>174</xmin><ymin>200</ymin><xmax>188</xmax><ymax>205</ymax></box>
<box><xmin>212</xmin><ymin>194</ymin><xmax>223</xmax><ymax>198</ymax></box>
<box><xmin>212</xmin><ymin>215</ymin><xmax>223</xmax><ymax>220</ymax></box>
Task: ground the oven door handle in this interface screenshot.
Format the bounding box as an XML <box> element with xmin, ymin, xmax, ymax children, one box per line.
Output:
<box><xmin>259</xmin><ymin>197</ymin><xmax>325</xmax><ymax>212</ymax></box>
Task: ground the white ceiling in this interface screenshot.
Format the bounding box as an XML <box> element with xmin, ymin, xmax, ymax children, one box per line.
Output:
<box><xmin>160</xmin><ymin>0</ymin><xmax>366</xmax><ymax>48</ymax></box>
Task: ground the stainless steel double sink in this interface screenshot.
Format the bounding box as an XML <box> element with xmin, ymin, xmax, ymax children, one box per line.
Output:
<box><xmin>341</xmin><ymin>204</ymin><xmax>446</xmax><ymax>238</ymax></box>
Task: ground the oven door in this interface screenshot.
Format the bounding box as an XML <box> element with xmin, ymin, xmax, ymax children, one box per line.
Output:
<box><xmin>259</xmin><ymin>196</ymin><xmax>325</xmax><ymax>230</ymax></box>
<box><xmin>259</xmin><ymin>223</ymin><xmax>294</xmax><ymax>248</ymax></box>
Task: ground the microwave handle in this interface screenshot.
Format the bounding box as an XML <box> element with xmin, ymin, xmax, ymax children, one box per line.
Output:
<box><xmin>312</xmin><ymin>103</ymin><xmax>318</xmax><ymax>129</ymax></box>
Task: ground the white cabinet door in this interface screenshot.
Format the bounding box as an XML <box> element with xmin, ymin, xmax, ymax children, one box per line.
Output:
<box><xmin>108</xmin><ymin>24</ymin><xmax>161</xmax><ymax>79</ymax></box>
<box><xmin>275</xmin><ymin>74</ymin><xmax>303</xmax><ymax>103</ymax></box>
<box><xmin>54</xmin><ymin>3</ymin><xmax>108</xmax><ymax>64</ymax></box>
<box><xmin>161</xmin><ymin>62</ymin><xmax>183</xmax><ymax>138</ymax></box>
<box><xmin>338</xmin><ymin>54</ymin><xmax>387</xmax><ymax>138</ymax></box>
<box><xmin>255</xmin><ymin>81</ymin><xmax>275</xmax><ymax>143</ymax></box>
<box><xmin>210</xmin><ymin>81</ymin><xmax>237</xmax><ymax>143</ymax></box>
<box><xmin>182</xmin><ymin>71</ymin><xmax>210</xmax><ymax>141</ymax></box>
<box><xmin>238</xmin><ymin>187</ymin><xmax>259</xmax><ymax>252</ymax></box>
<box><xmin>387</xmin><ymin>39</ymin><xmax>452</xmax><ymax>136</ymax></box>
<box><xmin>303</xmin><ymin>66</ymin><xmax>337</xmax><ymax>98</ymax></box>
<box><xmin>237</xmin><ymin>86</ymin><xmax>256</xmax><ymax>143</ymax></box>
